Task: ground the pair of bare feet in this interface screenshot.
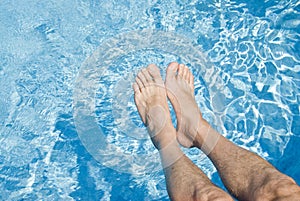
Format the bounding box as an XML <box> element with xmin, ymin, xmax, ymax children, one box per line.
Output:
<box><xmin>133</xmin><ymin>62</ymin><xmax>233</xmax><ymax>200</ymax></box>
<box><xmin>133</xmin><ymin>62</ymin><xmax>206</xmax><ymax>151</ymax></box>
<box><xmin>133</xmin><ymin>62</ymin><xmax>300</xmax><ymax>201</ymax></box>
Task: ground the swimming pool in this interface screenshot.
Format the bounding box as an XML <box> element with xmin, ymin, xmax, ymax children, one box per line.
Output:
<box><xmin>0</xmin><ymin>0</ymin><xmax>299</xmax><ymax>200</ymax></box>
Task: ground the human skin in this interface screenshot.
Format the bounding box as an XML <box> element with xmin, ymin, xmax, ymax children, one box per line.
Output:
<box><xmin>165</xmin><ymin>62</ymin><xmax>300</xmax><ymax>201</ymax></box>
<box><xmin>133</xmin><ymin>64</ymin><xmax>232</xmax><ymax>200</ymax></box>
<box><xmin>133</xmin><ymin>62</ymin><xmax>300</xmax><ymax>201</ymax></box>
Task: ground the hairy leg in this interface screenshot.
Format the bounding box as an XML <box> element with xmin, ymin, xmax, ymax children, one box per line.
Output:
<box><xmin>133</xmin><ymin>64</ymin><xmax>233</xmax><ymax>201</ymax></box>
<box><xmin>165</xmin><ymin>62</ymin><xmax>300</xmax><ymax>201</ymax></box>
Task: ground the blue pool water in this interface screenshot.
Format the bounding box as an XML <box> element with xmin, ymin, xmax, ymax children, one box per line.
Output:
<box><xmin>0</xmin><ymin>0</ymin><xmax>299</xmax><ymax>200</ymax></box>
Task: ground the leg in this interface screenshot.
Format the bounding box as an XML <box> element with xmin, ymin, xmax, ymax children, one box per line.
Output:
<box><xmin>161</xmin><ymin>144</ymin><xmax>233</xmax><ymax>201</ymax></box>
<box><xmin>165</xmin><ymin>62</ymin><xmax>300</xmax><ymax>201</ymax></box>
<box><xmin>133</xmin><ymin>64</ymin><xmax>233</xmax><ymax>201</ymax></box>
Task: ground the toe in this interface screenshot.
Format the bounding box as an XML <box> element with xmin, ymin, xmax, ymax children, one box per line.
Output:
<box><xmin>142</xmin><ymin>68</ymin><xmax>153</xmax><ymax>83</ymax></box>
<box><xmin>186</xmin><ymin>68</ymin><xmax>191</xmax><ymax>82</ymax></box>
<box><xmin>147</xmin><ymin>64</ymin><xmax>163</xmax><ymax>84</ymax></box>
<box><xmin>135</xmin><ymin>76</ymin><xmax>144</xmax><ymax>89</ymax></box>
<box><xmin>147</xmin><ymin>64</ymin><xmax>160</xmax><ymax>76</ymax></box>
<box><xmin>189</xmin><ymin>73</ymin><xmax>194</xmax><ymax>85</ymax></box>
<box><xmin>166</xmin><ymin>62</ymin><xmax>179</xmax><ymax>80</ymax></box>
<box><xmin>182</xmin><ymin>65</ymin><xmax>189</xmax><ymax>80</ymax></box>
<box><xmin>137</xmin><ymin>69</ymin><xmax>149</xmax><ymax>87</ymax></box>
<box><xmin>188</xmin><ymin>69</ymin><xmax>194</xmax><ymax>86</ymax></box>
<box><xmin>178</xmin><ymin>64</ymin><xmax>185</xmax><ymax>77</ymax></box>
<box><xmin>132</xmin><ymin>82</ymin><xmax>140</xmax><ymax>94</ymax></box>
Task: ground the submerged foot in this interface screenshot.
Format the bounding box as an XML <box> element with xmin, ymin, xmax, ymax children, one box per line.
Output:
<box><xmin>165</xmin><ymin>62</ymin><xmax>206</xmax><ymax>147</ymax></box>
<box><xmin>133</xmin><ymin>64</ymin><xmax>176</xmax><ymax>150</ymax></box>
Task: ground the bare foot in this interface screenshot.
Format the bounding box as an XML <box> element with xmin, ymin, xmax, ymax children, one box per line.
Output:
<box><xmin>165</xmin><ymin>62</ymin><xmax>207</xmax><ymax>148</ymax></box>
<box><xmin>133</xmin><ymin>64</ymin><xmax>176</xmax><ymax>150</ymax></box>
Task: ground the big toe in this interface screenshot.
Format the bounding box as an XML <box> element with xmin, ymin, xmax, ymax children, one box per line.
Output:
<box><xmin>147</xmin><ymin>64</ymin><xmax>163</xmax><ymax>84</ymax></box>
<box><xmin>166</xmin><ymin>62</ymin><xmax>179</xmax><ymax>81</ymax></box>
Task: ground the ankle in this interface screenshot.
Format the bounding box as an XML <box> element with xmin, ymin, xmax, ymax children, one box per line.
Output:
<box><xmin>193</xmin><ymin>119</ymin><xmax>218</xmax><ymax>152</ymax></box>
<box><xmin>159</xmin><ymin>138</ymin><xmax>184</xmax><ymax>169</ymax></box>
<box><xmin>150</xmin><ymin>124</ymin><xmax>176</xmax><ymax>150</ymax></box>
<box><xmin>189</xmin><ymin>118</ymin><xmax>206</xmax><ymax>146</ymax></box>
